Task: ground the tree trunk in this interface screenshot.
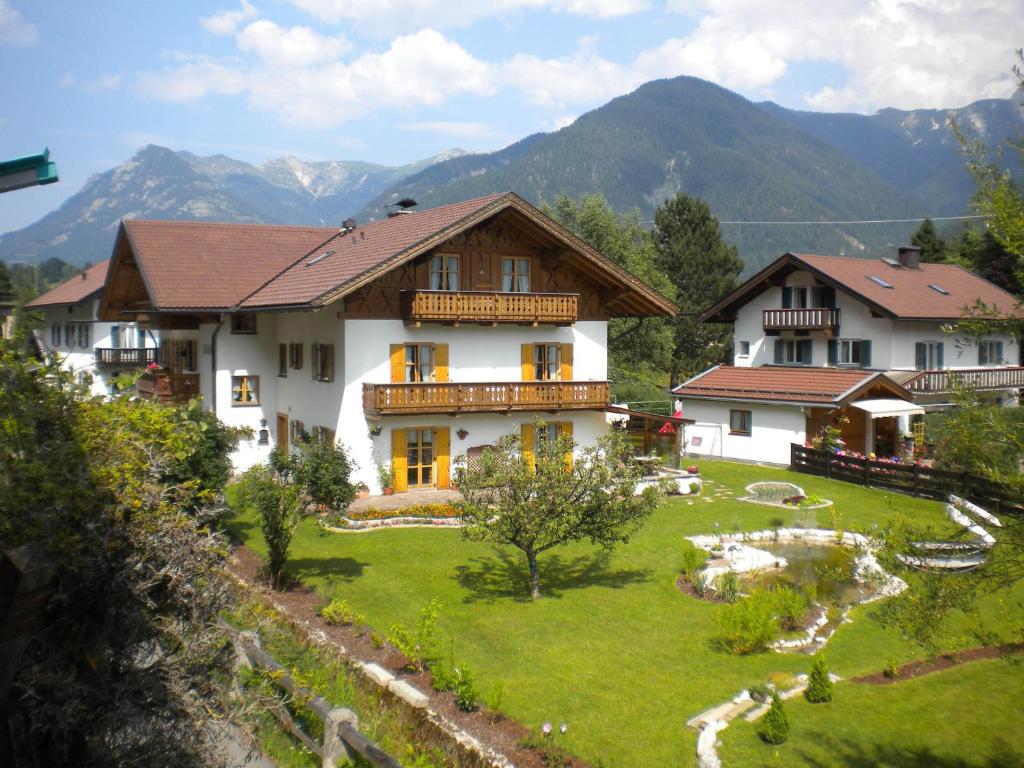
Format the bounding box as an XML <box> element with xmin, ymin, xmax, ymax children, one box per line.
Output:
<box><xmin>527</xmin><ymin>551</ymin><xmax>541</xmax><ymax>600</ymax></box>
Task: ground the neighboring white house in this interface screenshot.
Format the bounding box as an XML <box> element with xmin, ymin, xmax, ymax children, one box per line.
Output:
<box><xmin>98</xmin><ymin>193</ymin><xmax>676</xmax><ymax>492</ymax></box>
<box><xmin>25</xmin><ymin>260</ymin><xmax>159</xmax><ymax>396</ymax></box>
<box><xmin>675</xmin><ymin>246</ymin><xmax>1024</xmax><ymax>465</ymax></box>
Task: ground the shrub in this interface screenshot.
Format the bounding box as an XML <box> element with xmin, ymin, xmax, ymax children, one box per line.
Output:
<box><xmin>689</xmin><ymin>482</ymin><xmax>701</xmax><ymax>495</ymax></box>
<box><xmin>772</xmin><ymin>586</ymin><xmax>809</xmax><ymax>631</ymax></box>
<box><xmin>388</xmin><ymin>624</ymin><xmax>420</xmax><ymax>671</ymax></box>
<box><xmin>681</xmin><ymin>544</ymin><xmax>708</xmax><ymax>580</ymax></box>
<box><xmin>293</xmin><ymin>435</ymin><xmax>356</xmax><ymax>514</ymax></box>
<box><xmin>747</xmin><ymin>682</ymin><xmax>771</xmax><ymax>702</ymax></box>
<box><xmin>716</xmin><ymin>571</ymin><xmax>741</xmax><ymax>603</ymax></box>
<box><xmin>717</xmin><ymin>590</ymin><xmax>780</xmax><ymax>654</ymax></box>
<box><xmin>454</xmin><ymin>664</ymin><xmax>478</xmax><ymax>712</ymax></box>
<box><xmin>319</xmin><ymin>598</ymin><xmax>362</xmax><ymax>627</ymax></box>
<box><xmin>371</xmin><ymin>633</ymin><xmax>384</xmax><ymax>649</ymax></box>
<box><xmin>804</xmin><ymin>658</ymin><xmax>833</xmax><ymax>703</ymax></box>
<box><xmin>484</xmin><ymin>680</ymin><xmax>506</xmax><ymax>720</ymax></box>
<box><xmin>430</xmin><ymin>661</ymin><xmax>458</xmax><ymax>692</ymax></box>
<box><xmin>757</xmin><ymin>694</ymin><xmax>790</xmax><ymax>744</ymax></box>
<box><xmin>883</xmin><ymin>658</ymin><xmax>899</xmax><ymax>679</ymax></box>
<box><xmin>416</xmin><ymin>599</ymin><xmax>442</xmax><ymax>662</ymax></box>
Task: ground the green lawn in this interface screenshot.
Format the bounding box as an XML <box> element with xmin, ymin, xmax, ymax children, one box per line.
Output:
<box><xmin>225</xmin><ymin>460</ymin><xmax>1024</xmax><ymax>768</ymax></box>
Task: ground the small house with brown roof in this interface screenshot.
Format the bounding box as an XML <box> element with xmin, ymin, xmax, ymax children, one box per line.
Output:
<box><xmin>25</xmin><ymin>260</ymin><xmax>158</xmax><ymax>396</ymax></box>
<box><xmin>99</xmin><ymin>192</ymin><xmax>676</xmax><ymax>489</ymax></box>
<box><xmin>674</xmin><ymin>246</ymin><xmax>1023</xmax><ymax>464</ymax></box>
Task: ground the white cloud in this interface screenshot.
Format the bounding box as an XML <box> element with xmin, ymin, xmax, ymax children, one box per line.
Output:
<box><xmin>552</xmin><ymin>114</ymin><xmax>577</xmax><ymax>130</ymax></box>
<box><xmin>58</xmin><ymin>72</ymin><xmax>75</xmax><ymax>88</ymax></box>
<box><xmin>87</xmin><ymin>73</ymin><xmax>122</xmax><ymax>92</ymax></box>
<box><xmin>401</xmin><ymin>121</ymin><xmax>496</xmax><ymax>139</ymax></box>
<box><xmin>236</xmin><ymin>20</ymin><xmax>350</xmax><ymax>68</ymax></box>
<box><xmin>287</xmin><ymin>0</ymin><xmax>647</xmax><ymax>33</ymax></box>
<box><xmin>200</xmin><ymin>0</ymin><xmax>258</xmax><ymax>35</ymax></box>
<box><xmin>139</xmin><ymin>29</ymin><xmax>495</xmax><ymax>128</ymax></box>
<box><xmin>0</xmin><ymin>0</ymin><xmax>37</xmax><ymax>46</ymax></box>
<box><xmin>659</xmin><ymin>0</ymin><xmax>1021</xmax><ymax>112</ymax></box>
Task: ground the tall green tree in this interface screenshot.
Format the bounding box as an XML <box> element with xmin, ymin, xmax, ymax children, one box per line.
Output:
<box><xmin>546</xmin><ymin>193</ymin><xmax>676</xmax><ymax>404</ymax></box>
<box><xmin>653</xmin><ymin>192</ymin><xmax>743</xmax><ymax>385</ymax></box>
<box><xmin>910</xmin><ymin>218</ymin><xmax>947</xmax><ymax>263</ymax></box>
<box><xmin>946</xmin><ymin>224</ymin><xmax>1022</xmax><ymax>297</ymax></box>
<box><xmin>0</xmin><ymin>262</ymin><xmax>13</xmax><ymax>302</ymax></box>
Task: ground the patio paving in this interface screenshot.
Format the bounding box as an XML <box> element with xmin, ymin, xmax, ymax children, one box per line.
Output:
<box><xmin>349</xmin><ymin>488</ymin><xmax>463</xmax><ymax>513</ymax></box>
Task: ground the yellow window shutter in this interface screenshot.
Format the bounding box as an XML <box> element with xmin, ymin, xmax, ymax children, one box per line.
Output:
<box><xmin>559</xmin><ymin>421</ymin><xmax>574</xmax><ymax>471</ymax></box>
<box><xmin>435</xmin><ymin>427</ymin><xmax>451</xmax><ymax>489</ymax></box>
<box><xmin>521</xmin><ymin>344</ymin><xmax>535</xmax><ymax>381</ymax></box>
<box><xmin>435</xmin><ymin>343</ymin><xmax>449</xmax><ymax>382</ymax></box>
<box><xmin>390</xmin><ymin>344</ymin><xmax>405</xmax><ymax>383</ymax></box>
<box><xmin>560</xmin><ymin>343</ymin><xmax>573</xmax><ymax>381</ymax></box>
<box><xmin>391</xmin><ymin>429</ymin><xmax>408</xmax><ymax>492</ymax></box>
<box><xmin>521</xmin><ymin>422</ymin><xmax>536</xmax><ymax>472</ymax></box>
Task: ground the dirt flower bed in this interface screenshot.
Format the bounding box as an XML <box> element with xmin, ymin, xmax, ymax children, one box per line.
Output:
<box><xmin>853</xmin><ymin>642</ymin><xmax>1024</xmax><ymax>685</ymax></box>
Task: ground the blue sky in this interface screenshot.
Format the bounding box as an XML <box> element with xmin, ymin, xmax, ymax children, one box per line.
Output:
<box><xmin>1</xmin><ymin>0</ymin><xmax>1021</xmax><ymax>232</ymax></box>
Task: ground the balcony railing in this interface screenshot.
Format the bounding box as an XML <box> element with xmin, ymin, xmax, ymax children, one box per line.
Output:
<box><xmin>363</xmin><ymin>380</ymin><xmax>609</xmax><ymax>416</ymax></box>
<box><xmin>401</xmin><ymin>290</ymin><xmax>578</xmax><ymax>325</ymax></box>
<box><xmin>904</xmin><ymin>367</ymin><xmax>1024</xmax><ymax>393</ymax></box>
<box><xmin>94</xmin><ymin>347</ymin><xmax>158</xmax><ymax>366</ymax></box>
<box><xmin>137</xmin><ymin>370</ymin><xmax>200</xmax><ymax>403</ymax></box>
<box><xmin>763</xmin><ymin>308</ymin><xmax>841</xmax><ymax>332</ymax></box>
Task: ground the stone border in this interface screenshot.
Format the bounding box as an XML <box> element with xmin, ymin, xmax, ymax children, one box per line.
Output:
<box><xmin>738</xmin><ymin>481</ymin><xmax>833</xmax><ymax>510</ymax></box>
<box><xmin>321</xmin><ymin>517</ymin><xmax>465</xmax><ymax>533</ymax></box>
<box><xmin>222</xmin><ymin>567</ymin><xmax>515</xmax><ymax>768</ymax></box>
<box><xmin>687</xmin><ymin>528</ymin><xmax>907</xmax><ymax>653</ymax></box>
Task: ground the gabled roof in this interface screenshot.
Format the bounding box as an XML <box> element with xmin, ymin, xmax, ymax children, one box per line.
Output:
<box><xmin>25</xmin><ymin>260</ymin><xmax>109</xmax><ymax>308</ymax></box>
<box><xmin>702</xmin><ymin>252</ymin><xmax>1024</xmax><ymax>322</ymax></box>
<box><xmin>120</xmin><ymin>220</ymin><xmax>339</xmax><ymax>311</ymax></box>
<box><xmin>672</xmin><ymin>365</ymin><xmax>912</xmax><ymax>407</ymax></box>
<box><xmin>102</xmin><ymin>192</ymin><xmax>676</xmax><ymax>318</ymax></box>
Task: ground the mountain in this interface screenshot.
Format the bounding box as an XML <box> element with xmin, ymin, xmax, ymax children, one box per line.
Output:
<box><xmin>760</xmin><ymin>93</ymin><xmax>1024</xmax><ymax>215</ymax></box>
<box><xmin>360</xmin><ymin>77</ymin><xmax>1023</xmax><ymax>271</ymax></box>
<box><xmin>0</xmin><ymin>145</ymin><xmax>468</xmax><ymax>266</ymax></box>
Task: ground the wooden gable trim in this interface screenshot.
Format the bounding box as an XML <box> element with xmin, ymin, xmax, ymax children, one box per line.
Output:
<box><xmin>309</xmin><ymin>193</ymin><xmax>677</xmax><ymax>318</ymax></box>
<box><xmin>100</xmin><ymin>224</ymin><xmax>159</xmax><ymax>321</ymax></box>
<box><xmin>701</xmin><ymin>252</ymin><xmax>899</xmax><ymax>325</ymax></box>
<box><xmin>835</xmin><ymin>373</ymin><xmax>914</xmax><ymax>407</ymax></box>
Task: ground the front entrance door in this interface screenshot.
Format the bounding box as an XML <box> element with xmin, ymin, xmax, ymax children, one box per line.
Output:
<box><xmin>276</xmin><ymin>413</ymin><xmax>288</xmax><ymax>452</ymax></box>
<box><xmin>406</xmin><ymin>429</ymin><xmax>434</xmax><ymax>488</ymax></box>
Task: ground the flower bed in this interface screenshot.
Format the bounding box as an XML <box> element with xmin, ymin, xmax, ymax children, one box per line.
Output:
<box><xmin>323</xmin><ymin>503</ymin><xmax>466</xmax><ymax>532</ymax></box>
<box><xmin>349</xmin><ymin>503</ymin><xmax>461</xmax><ymax>521</ymax></box>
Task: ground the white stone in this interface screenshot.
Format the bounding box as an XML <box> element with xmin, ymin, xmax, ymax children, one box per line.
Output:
<box><xmin>388</xmin><ymin>679</ymin><xmax>429</xmax><ymax>709</ymax></box>
<box><xmin>360</xmin><ymin>663</ymin><xmax>395</xmax><ymax>687</ymax></box>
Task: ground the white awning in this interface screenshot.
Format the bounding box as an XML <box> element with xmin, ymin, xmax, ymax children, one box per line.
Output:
<box><xmin>849</xmin><ymin>398</ymin><xmax>925</xmax><ymax>418</ymax></box>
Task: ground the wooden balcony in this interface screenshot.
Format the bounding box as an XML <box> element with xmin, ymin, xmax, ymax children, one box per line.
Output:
<box><xmin>763</xmin><ymin>308</ymin><xmax>841</xmax><ymax>332</ymax></box>
<box><xmin>363</xmin><ymin>380</ymin><xmax>609</xmax><ymax>416</ymax></box>
<box><xmin>904</xmin><ymin>367</ymin><xmax>1024</xmax><ymax>394</ymax></box>
<box><xmin>94</xmin><ymin>347</ymin><xmax>158</xmax><ymax>366</ymax></box>
<box><xmin>136</xmin><ymin>370</ymin><xmax>200</xmax><ymax>404</ymax></box>
<box><xmin>401</xmin><ymin>290</ymin><xmax>578</xmax><ymax>325</ymax></box>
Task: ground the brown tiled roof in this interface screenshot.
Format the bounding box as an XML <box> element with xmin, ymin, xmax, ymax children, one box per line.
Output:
<box><xmin>703</xmin><ymin>252</ymin><xmax>1024</xmax><ymax>322</ymax></box>
<box><xmin>241</xmin><ymin>194</ymin><xmax>506</xmax><ymax>308</ymax></box>
<box><xmin>793</xmin><ymin>254</ymin><xmax>1024</xmax><ymax>319</ymax></box>
<box><xmin>122</xmin><ymin>220</ymin><xmax>338</xmax><ymax>310</ymax></box>
<box><xmin>672</xmin><ymin>365</ymin><xmax>891</xmax><ymax>405</ymax></box>
<box><xmin>25</xmin><ymin>260</ymin><xmax>109</xmax><ymax>308</ymax></box>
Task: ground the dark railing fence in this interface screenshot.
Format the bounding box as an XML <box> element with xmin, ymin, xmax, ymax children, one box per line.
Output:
<box><xmin>790</xmin><ymin>444</ymin><xmax>1023</xmax><ymax>516</ymax></box>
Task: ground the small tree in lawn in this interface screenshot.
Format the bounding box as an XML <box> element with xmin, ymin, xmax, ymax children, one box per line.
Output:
<box><xmin>456</xmin><ymin>420</ymin><xmax>662</xmax><ymax>600</ymax></box>
<box><xmin>758</xmin><ymin>693</ymin><xmax>790</xmax><ymax>744</ymax></box>
<box><xmin>292</xmin><ymin>433</ymin><xmax>357</xmax><ymax>515</ymax></box>
<box><xmin>239</xmin><ymin>461</ymin><xmax>304</xmax><ymax>589</ymax></box>
<box><xmin>804</xmin><ymin>657</ymin><xmax>833</xmax><ymax>703</ymax></box>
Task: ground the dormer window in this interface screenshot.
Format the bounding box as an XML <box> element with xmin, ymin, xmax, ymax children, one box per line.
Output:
<box><xmin>430</xmin><ymin>253</ymin><xmax>459</xmax><ymax>291</ymax></box>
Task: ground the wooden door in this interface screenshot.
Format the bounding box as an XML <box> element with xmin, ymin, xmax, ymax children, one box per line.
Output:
<box><xmin>276</xmin><ymin>414</ymin><xmax>288</xmax><ymax>452</ymax></box>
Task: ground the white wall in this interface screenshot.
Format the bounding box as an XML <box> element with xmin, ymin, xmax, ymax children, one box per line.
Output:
<box><xmin>680</xmin><ymin>399</ymin><xmax>805</xmax><ymax>466</ymax></box>
<box><xmin>339</xmin><ymin>317</ymin><xmax>609</xmax><ymax>492</ymax></box>
<box><xmin>37</xmin><ymin>301</ymin><xmax>156</xmax><ymax>397</ymax></box>
<box><xmin>731</xmin><ymin>268</ymin><xmax>1020</xmax><ymax>372</ymax></box>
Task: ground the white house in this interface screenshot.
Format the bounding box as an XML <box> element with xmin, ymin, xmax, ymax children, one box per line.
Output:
<box><xmin>675</xmin><ymin>246</ymin><xmax>1024</xmax><ymax>465</ymax></box>
<box><xmin>25</xmin><ymin>260</ymin><xmax>159</xmax><ymax>396</ymax></box>
<box><xmin>98</xmin><ymin>193</ymin><xmax>676</xmax><ymax>492</ymax></box>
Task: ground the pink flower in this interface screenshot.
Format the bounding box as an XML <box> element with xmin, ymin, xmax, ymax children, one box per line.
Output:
<box><xmin>542</xmin><ymin>722</ymin><xmax>552</xmax><ymax>736</ymax></box>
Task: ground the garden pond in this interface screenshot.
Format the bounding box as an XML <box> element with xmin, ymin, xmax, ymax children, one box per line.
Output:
<box><xmin>744</xmin><ymin>542</ymin><xmax>874</xmax><ymax>608</ymax></box>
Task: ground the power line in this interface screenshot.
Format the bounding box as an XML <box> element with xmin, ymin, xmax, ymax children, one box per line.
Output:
<box><xmin>639</xmin><ymin>214</ymin><xmax>990</xmax><ymax>226</ymax></box>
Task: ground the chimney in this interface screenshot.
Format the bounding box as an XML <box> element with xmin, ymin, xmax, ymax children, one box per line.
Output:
<box><xmin>386</xmin><ymin>197</ymin><xmax>418</xmax><ymax>218</ymax></box>
<box><xmin>81</xmin><ymin>271</ymin><xmax>87</xmax><ymax>280</ymax></box>
<box><xmin>340</xmin><ymin>217</ymin><xmax>357</xmax><ymax>232</ymax></box>
<box><xmin>897</xmin><ymin>246</ymin><xmax>921</xmax><ymax>270</ymax></box>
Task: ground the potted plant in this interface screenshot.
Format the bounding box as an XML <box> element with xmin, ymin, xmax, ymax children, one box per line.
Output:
<box><xmin>377</xmin><ymin>462</ymin><xmax>394</xmax><ymax>496</ymax></box>
<box><xmin>354</xmin><ymin>481</ymin><xmax>370</xmax><ymax>500</ymax></box>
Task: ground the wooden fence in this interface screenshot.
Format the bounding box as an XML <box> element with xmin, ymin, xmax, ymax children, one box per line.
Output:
<box><xmin>790</xmin><ymin>444</ymin><xmax>1023</xmax><ymax>516</ymax></box>
<box><xmin>221</xmin><ymin>620</ymin><xmax>401</xmax><ymax>768</ymax></box>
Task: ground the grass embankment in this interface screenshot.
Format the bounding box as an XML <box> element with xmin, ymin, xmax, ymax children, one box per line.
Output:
<box><xmin>225</xmin><ymin>460</ymin><xmax>1024</xmax><ymax>768</ymax></box>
